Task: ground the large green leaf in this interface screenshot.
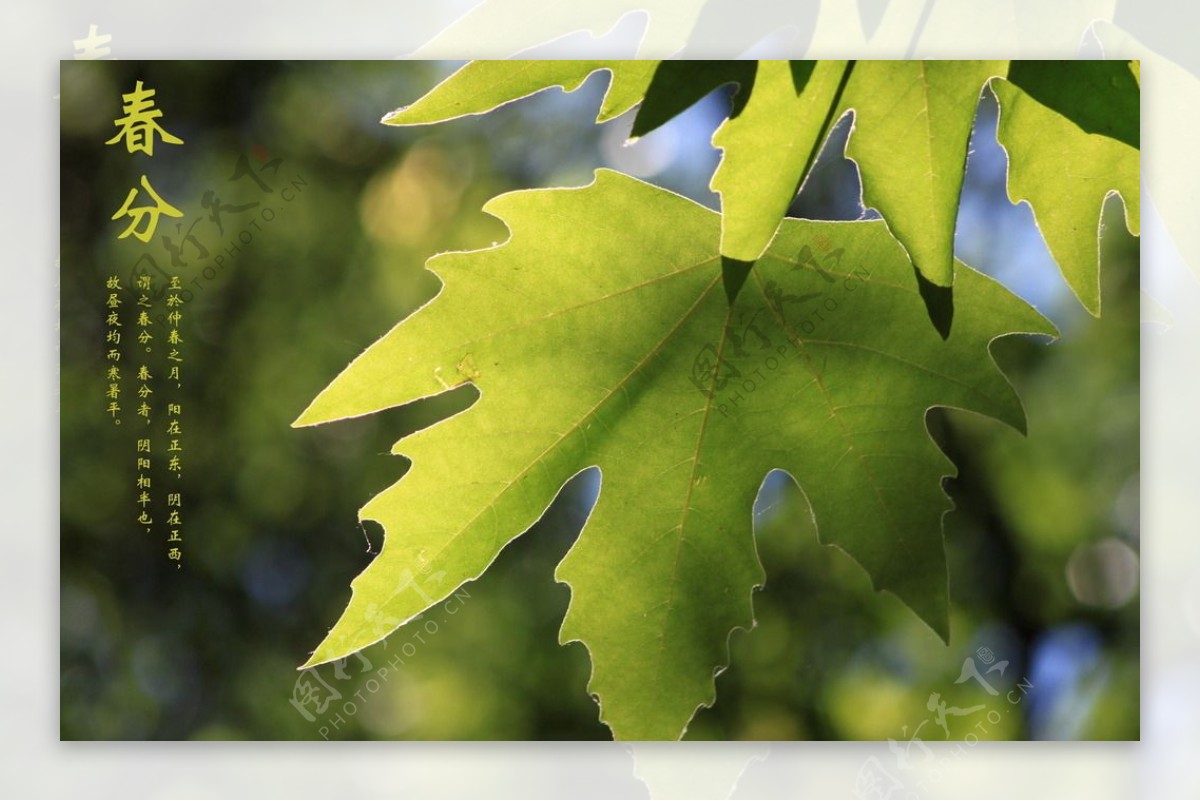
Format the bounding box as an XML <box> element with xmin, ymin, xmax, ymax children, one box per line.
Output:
<box><xmin>710</xmin><ymin>60</ymin><xmax>849</xmax><ymax>262</ymax></box>
<box><xmin>993</xmin><ymin>77</ymin><xmax>1140</xmax><ymax>316</ymax></box>
<box><xmin>295</xmin><ymin>170</ymin><xmax>1054</xmax><ymax>739</ymax></box>
<box><xmin>839</xmin><ymin>60</ymin><xmax>1007</xmax><ymax>288</ymax></box>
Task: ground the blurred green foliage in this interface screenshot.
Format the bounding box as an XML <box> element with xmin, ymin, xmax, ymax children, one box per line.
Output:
<box><xmin>60</xmin><ymin>60</ymin><xmax>1138</xmax><ymax>741</ymax></box>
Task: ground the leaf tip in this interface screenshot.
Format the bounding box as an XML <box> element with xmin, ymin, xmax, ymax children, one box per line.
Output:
<box><xmin>290</xmin><ymin>400</ymin><xmax>325</xmax><ymax>429</ymax></box>
<box><xmin>297</xmin><ymin>640</ymin><xmax>337</xmax><ymax>670</ymax></box>
<box><xmin>380</xmin><ymin>106</ymin><xmax>410</xmax><ymax>126</ymax></box>
<box><xmin>721</xmin><ymin>256</ymin><xmax>755</xmax><ymax>304</ymax></box>
<box><xmin>914</xmin><ymin>265</ymin><xmax>955</xmax><ymax>339</ymax></box>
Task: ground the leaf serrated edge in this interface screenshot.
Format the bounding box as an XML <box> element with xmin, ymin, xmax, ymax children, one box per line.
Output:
<box><xmin>554</xmin><ymin>469</ymin><xmax>770</xmax><ymax>741</ymax></box>
<box><xmin>381</xmin><ymin>61</ymin><xmax>652</xmax><ymax>127</ymax></box>
<box><xmin>294</xmin><ymin>169</ymin><xmax>726</xmax><ymax>673</ymax></box>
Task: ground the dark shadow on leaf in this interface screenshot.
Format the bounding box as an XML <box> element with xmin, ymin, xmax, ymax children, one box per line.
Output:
<box><xmin>722</xmin><ymin>256</ymin><xmax>755</xmax><ymax>305</ymax></box>
<box><xmin>914</xmin><ymin>265</ymin><xmax>954</xmax><ymax>340</ymax></box>
<box><xmin>1006</xmin><ymin>60</ymin><xmax>1139</xmax><ymax>149</ymax></box>
<box><xmin>788</xmin><ymin>60</ymin><xmax>814</xmax><ymax>96</ymax></box>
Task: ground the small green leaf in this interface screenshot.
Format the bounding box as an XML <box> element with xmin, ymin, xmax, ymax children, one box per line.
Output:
<box><xmin>840</xmin><ymin>60</ymin><xmax>1007</xmax><ymax>288</ymax></box>
<box><xmin>710</xmin><ymin>60</ymin><xmax>850</xmax><ymax>262</ymax></box>
<box><xmin>993</xmin><ymin>76</ymin><xmax>1139</xmax><ymax>316</ymax></box>
<box><xmin>296</xmin><ymin>170</ymin><xmax>1054</xmax><ymax>739</ymax></box>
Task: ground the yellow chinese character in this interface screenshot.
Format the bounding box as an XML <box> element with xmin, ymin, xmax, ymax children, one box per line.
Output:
<box><xmin>106</xmin><ymin>81</ymin><xmax>183</xmax><ymax>156</ymax></box>
<box><xmin>112</xmin><ymin>175</ymin><xmax>183</xmax><ymax>242</ymax></box>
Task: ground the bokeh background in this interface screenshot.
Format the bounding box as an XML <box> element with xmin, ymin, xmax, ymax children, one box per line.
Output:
<box><xmin>59</xmin><ymin>59</ymin><xmax>1138</xmax><ymax>741</ymax></box>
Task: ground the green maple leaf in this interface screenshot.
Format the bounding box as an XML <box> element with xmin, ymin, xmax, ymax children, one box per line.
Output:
<box><xmin>993</xmin><ymin>65</ymin><xmax>1140</xmax><ymax>316</ymax></box>
<box><xmin>295</xmin><ymin>170</ymin><xmax>1054</xmax><ymax>739</ymax></box>
<box><xmin>838</xmin><ymin>60</ymin><xmax>1008</xmax><ymax>288</ymax></box>
<box><xmin>710</xmin><ymin>60</ymin><xmax>850</xmax><ymax>262</ymax></box>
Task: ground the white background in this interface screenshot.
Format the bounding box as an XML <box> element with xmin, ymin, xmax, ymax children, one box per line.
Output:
<box><xmin>3</xmin><ymin>0</ymin><xmax>1197</xmax><ymax>797</ymax></box>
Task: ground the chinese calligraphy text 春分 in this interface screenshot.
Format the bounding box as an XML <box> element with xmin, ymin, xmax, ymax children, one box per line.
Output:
<box><xmin>109</xmin><ymin>80</ymin><xmax>184</xmax><ymax>244</ymax></box>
